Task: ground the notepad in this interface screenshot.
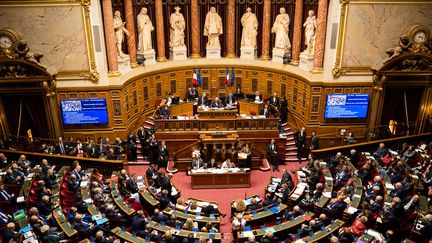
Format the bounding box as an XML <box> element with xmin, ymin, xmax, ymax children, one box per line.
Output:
<box><xmin>347</xmin><ymin>206</ymin><xmax>358</xmax><ymax>214</ymax></box>
<box><xmin>19</xmin><ymin>225</ymin><xmax>32</xmax><ymax>233</ymax></box>
<box><xmin>270</xmin><ymin>207</ymin><xmax>279</xmax><ymax>213</ymax></box>
<box><xmin>96</xmin><ymin>218</ymin><xmax>108</xmax><ymax>225</ymax></box>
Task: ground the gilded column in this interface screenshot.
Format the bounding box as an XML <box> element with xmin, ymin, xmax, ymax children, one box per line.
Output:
<box><xmin>290</xmin><ymin>0</ymin><xmax>303</xmax><ymax>65</ymax></box>
<box><xmin>312</xmin><ymin>0</ymin><xmax>328</xmax><ymax>72</ymax></box>
<box><xmin>260</xmin><ymin>0</ymin><xmax>271</xmax><ymax>60</ymax></box>
<box><xmin>124</xmin><ymin>0</ymin><xmax>138</xmax><ymax>67</ymax></box>
<box><xmin>191</xmin><ymin>0</ymin><xmax>200</xmax><ymax>58</ymax></box>
<box><xmin>155</xmin><ymin>0</ymin><xmax>166</xmax><ymax>61</ymax></box>
<box><xmin>226</xmin><ymin>0</ymin><xmax>236</xmax><ymax>58</ymax></box>
<box><xmin>102</xmin><ymin>0</ymin><xmax>119</xmax><ymax>74</ymax></box>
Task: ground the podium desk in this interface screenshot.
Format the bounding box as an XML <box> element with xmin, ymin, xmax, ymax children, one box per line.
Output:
<box><xmin>238</xmin><ymin>100</ymin><xmax>263</xmax><ymax>115</ymax></box>
<box><xmin>191</xmin><ymin>169</ymin><xmax>250</xmax><ymax>189</ymax></box>
<box><xmin>197</xmin><ymin>108</ymin><xmax>238</xmax><ymax>119</ymax></box>
<box><xmin>170</xmin><ymin>102</ymin><xmax>194</xmax><ymax>116</ymax></box>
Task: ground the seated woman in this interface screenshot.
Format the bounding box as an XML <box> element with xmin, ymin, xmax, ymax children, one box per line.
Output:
<box><xmin>176</xmin><ymin>197</ymin><xmax>187</xmax><ymax>211</ymax></box>
<box><xmin>201</xmin><ymin>222</ymin><xmax>219</xmax><ymax>233</ymax></box>
<box><xmin>233</xmin><ymin>199</ymin><xmax>247</xmax><ymax>212</ymax></box>
<box><xmin>221</xmin><ymin>159</ymin><xmax>236</xmax><ymax>169</ymax></box>
<box><xmin>247</xmin><ymin>198</ymin><xmax>262</xmax><ymax>211</ymax></box>
<box><xmin>188</xmin><ymin>200</ymin><xmax>199</xmax><ymax>213</ymax></box>
<box><xmin>182</xmin><ymin>218</ymin><xmax>198</xmax><ymax>231</ymax></box>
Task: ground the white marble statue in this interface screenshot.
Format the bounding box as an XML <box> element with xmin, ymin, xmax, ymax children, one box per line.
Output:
<box><xmin>169</xmin><ymin>6</ymin><xmax>186</xmax><ymax>48</ymax></box>
<box><xmin>113</xmin><ymin>10</ymin><xmax>130</xmax><ymax>58</ymax></box>
<box><xmin>303</xmin><ymin>10</ymin><xmax>317</xmax><ymax>55</ymax></box>
<box><xmin>204</xmin><ymin>7</ymin><xmax>223</xmax><ymax>47</ymax></box>
<box><xmin>240</xmin><ymin>7</ymin><xmax>258</xmax><ymax>48</ymax></box>
<box><xmin>137</xmin><ymin>7</ymin><xmax>154</xmax><ymax>52</ymax></box>
<box><xmin>271</xmin><ymin>7</ymin><xmax>291</xmax><ymax>52</ymax></box>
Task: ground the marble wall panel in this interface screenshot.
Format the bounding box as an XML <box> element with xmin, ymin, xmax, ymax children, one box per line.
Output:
<box><xmin>342</xmin><ymin>3</ymin><xmax>432</xmax><ymax>67</ymax></box>
<box><xmin>0</xmin><ymin>5</ymin><xmax>89</xmax><ymax>73</ymax></box>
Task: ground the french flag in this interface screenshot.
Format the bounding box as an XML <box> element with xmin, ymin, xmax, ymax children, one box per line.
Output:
<box><xmin>192</xmin><ymin>68</ymin><xmax>198</xmax><ymax>86</ymax></box>
<box><xmin>225</xmin><ymin>68</ymin><xmax>230</xmax><ymax>85</ymax></box>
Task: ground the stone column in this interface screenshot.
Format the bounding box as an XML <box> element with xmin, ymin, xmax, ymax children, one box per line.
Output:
<box><xmin>260</xmin><ymin>0</ymin><xmax>271</xmax><ymax>60</ymax></box>
<box><xmin>290</xmin><ymin>0</ymin><xmax>303</xmax><ymax>65</ymax></box>
<box><xmin>102</xmin><ymin>0</ymin><xmax>119</xmax><ymax>74</ymax></box>
<box><xmin>191</xmin><ymin>0</ymin><xmax>200</xmax><ymax>58</ymax></box>
<box><xmin>312</xmin><ymin>0</ymin><xmax>328</xmax><ymax>72</ymax></box>
<box><xmin>155</xmin><ymin>0</ymin><xmax>166</xmax><ymax>61</ymax></box>
<box><xmin>124</xmin><ymin>0</ymin><xmax>138</xmax><ymax>67</ymax></box>
<box><xmin>226</xmin><ymin>0</ymin><xmax>236</xmax><ymax>58</ymax></box>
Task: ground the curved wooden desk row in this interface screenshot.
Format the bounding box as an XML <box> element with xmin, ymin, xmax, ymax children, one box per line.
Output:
<box><xmin>163</xmin><ymin>207</ymin><xmax>220</xmax><ymax>225</ymax></box>
<box><xmin>314</xmin><ymin>164</ymin><xmax>334</xmax><ymax>210</ymax></box>
<box><xmin>238</xmin><ymin>211</ymin><xmax>315</xmax><ymax>240</ymax></box>
<box><xmin>147</xmin><ymin>220</ymin><xmax>222</xmax><ymax>241</ymax></box>
<box><xmin>299</xmin><ymin>219</ymin><xmax>345</xmax><ymax>243</ymax></box>
<box><xmin>111</xmin><ymin>227</ymin><xmax>149</xmax><ymax>243</ymax></box>
<box><xmin>0</xmin><ymin>149</ymin><xmax>124</xmax><ymax>176</ymax></box>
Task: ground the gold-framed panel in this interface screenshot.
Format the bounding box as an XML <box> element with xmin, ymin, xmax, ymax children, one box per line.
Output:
<box><xmin>0</xmin><ymin>0</ymin><xmax>98</xmax><ymax>81</ymax></box>
<box><xmin>332</xmin><ymin>0</ymin><xmax>432</xmax><ymax>78</ymax></box>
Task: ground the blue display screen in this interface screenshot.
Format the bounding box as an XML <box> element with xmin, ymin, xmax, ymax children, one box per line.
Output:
<box><xmin>324</xmin><ymin>94</ymin><xmax>370</xmax><ymax>119</ymax></box>
<box><xmin>60</xmin><ymin>98</ymin><xmax>109</xmax><ymax>125</ymax></box>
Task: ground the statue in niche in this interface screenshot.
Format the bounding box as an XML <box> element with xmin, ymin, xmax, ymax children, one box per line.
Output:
<box><xmin>240</xmin><ymin>7</ymin><xmax>258</xmax><ymax>48</ymax></box>
<box><xmin>204</xmin><ymin>7</ymin><xmax>223</xmax><ymax>47</ymax></box>
<box><xmin>271</xmin><ymin>7</ymin><xmax>291</xmax><ymax>52</ymax></box>
<box><xmin>137</xmin><ymin>7</ymin><xmax>154</xmax><ymax>52</ymax></box>
<box><xmin>302</xmin><ymin>10</ymin><xmax>317</xmax><ymax>55</ymax></box>
<box><xmin>113</xmin><ymin>10</ymin><xmax>130</xmax><ymax>58</ymax></box>
<box><xmin>169</xmin><ymin>6</ymin><xmax>186</xmax><ymax>48</ymax></box>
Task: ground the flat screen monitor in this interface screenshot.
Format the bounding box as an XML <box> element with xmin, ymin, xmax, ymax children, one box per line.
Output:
<box><xmin>324</xmin><ymin>94</ymin><xmax>370</xmax><ymax>119</ymax></box>
<box><xmin>60</xmin><ymin>98</ymin><xmax>109</xmax><ymax>125</ymax></box>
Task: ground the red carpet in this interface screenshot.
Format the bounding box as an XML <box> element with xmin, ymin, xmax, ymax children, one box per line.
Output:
<box><xmin>127</xmin><ymin>161</ymin><xmax>303</xmax><ymax>241</ymax></box>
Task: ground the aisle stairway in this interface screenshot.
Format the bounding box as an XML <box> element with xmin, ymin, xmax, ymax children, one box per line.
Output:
<box><xmin>281</xmin><ymin>123</ymin><xmax>308</xmax><ymax>164</ymax></box>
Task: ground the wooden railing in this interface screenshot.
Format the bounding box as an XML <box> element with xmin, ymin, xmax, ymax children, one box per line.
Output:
<box><xmin>0</xmin><ymin>149</ymin><xmax>124</xmax><ymax>175</ymax></box>
<box><xmin>173</xmin><ymin>141</ymin><xmax>199</xmax><ymax>163</ymax></box>
<box><xmin>311</xmin><ymin>133</ymin><xmax>431</xmax><ymax>161</ymax></box>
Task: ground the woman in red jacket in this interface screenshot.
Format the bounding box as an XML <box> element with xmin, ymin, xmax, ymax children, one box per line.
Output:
<box><xmin>349</xmin><ymin>216</ymin><xmax>368</xmax><ymax>236</ymax></box>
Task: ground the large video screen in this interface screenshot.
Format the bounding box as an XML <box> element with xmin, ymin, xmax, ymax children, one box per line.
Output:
<box><xmin>324</xmin><ymin>94</ymin><xmax>370</xmax><ymax>119</ymax></box>
<box><xmin>60</xmin><ymin>98</ymin><xmax>109</xmax><ymax>125</ymax></box>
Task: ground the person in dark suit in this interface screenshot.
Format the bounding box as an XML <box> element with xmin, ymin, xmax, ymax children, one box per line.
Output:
<box><xmin>130</xmin><ymin>210</ymin><xmax>148</xmax><ymax>234</ymax></box>
<box><xmin>68</xmin><ymin>174</ymin><xmax>80</xmax><ymax>195</ymax></box>
<box><xmin>262</xmin><ymin>193</ymin><xmax>277</xmax><ymax>207</ymax></box>
<box><xmin>310</xmin><ymin>131</ymin><xmax>319</xmax><ymax>150</ymax></box>
<box><xmin>269</xmin><ymin>92</ymin><xmax>280</xmax><ymax>107</ymax></box>
<box><xmin>260</xmin><ymin>104</ymin><xmax>271</xmax><ymax>118</ymax></box>
<box><xmin>323</xmin><ymin>196</ymin><xmax>347</xmax><ymax>218</ymax></box>
<box><xmin>207</xmin><ymin>158</ymin><xmax>219</xmax><ymax>169</ymax></box>
<box><xmin>38</xmin><ymin>196</ymin><xmax>55</xmax><ymax>217</ymax></box>
<box><xmin>0</xmin><ymin>184</ymin><xmax>16</xmax><ymax>205</ymax></box>
<box><xmin>280</xmin><ymin>96</ymin><xmax>288</xmax><ymax>124</ymax></box>
<box><xmin>95</xmin><ymin>230</ymin><xmax>116</xmax><ymax>243</ymax></box>
<box><xmin>210</xmin><ymin>97</ymin><xmax>223</xmax><ymax>108</ymax></box>
<box><xmin>146</xmin><ymin>164</ymin><xmax>157</xmax><ymax>181</ymax></box>
<box><xmin>197</xmin><ymin>93</ymin><xmax>208</xmax><ymax>107</ymax></box>
<box><xmin>247</xmin><ymin>198</ymin><xmax>262</xmax><ymax>211</ymax></box>
<box><xmin>2</xmin><ymin>222</ymin><xmax>17</xmax><ymax>243</ymax></box>
<box><xmin>158</xmin><ymin>141</ymin><xmax>169</xmax><ymax>169</ymax></box>
<box><xmin>348</xmin><ymin>149</ymin><xmax>360</xmax><ymax>167</ymax></box>
<box><xmin>185</xmin><ymin>87</ymin><xmax>194</xmax><ymax>101</ymax></box>
<box><xmin>71</xmin><ymin>165</ymin><xmax>84</xmax><ymax>182</ymax></box>
<box><xmin>137</xmin><ymin>126</ymin><xmax>148</xmax><ymax>158</ymax></box>
<box><xmin>225</xmin><ymin>92</ymin><xmax>236</xmax><ymax>106</ymax></box>
<box><xmin>294</xmin><ymin>127</ymin><xmax>307</xmax><ymax>162</ymax></box>
<box><xmin>268</xmin><ymin>139</ymin><xmax>279</xmax><ymax>171</ymax></box>
<box><xmin>40</xmin><ymin>225</ymin><xmax>63</xmax><ymax>243</ymax></box>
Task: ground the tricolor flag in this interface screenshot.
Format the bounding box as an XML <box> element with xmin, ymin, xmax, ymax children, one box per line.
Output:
<box><xmin>192</xmin><ymin>68</ymin><xmax>198</xmax><ymax>86</ymax></box>
<box><xmin>225</xmin><ymin>68</ymin><xmax>230</xmax><ymax>85</ymax></box>
<box><xmin>230</xmin><ymin>67</ymin><xmax>235</xmax><ymax>86</ymax></box>
<box><xmin>197</xmin><ymin>68</ymin><xmax>202</xmax><ymax>86</ymax></box>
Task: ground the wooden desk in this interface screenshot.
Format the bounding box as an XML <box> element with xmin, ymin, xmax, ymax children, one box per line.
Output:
<box><xmin>197</xmin><ymin>109</ymin><xmax>238</xmax><ymax>119</ymax></box>
<box><xmin>148</xmin><ymin>220</ymin><xmax>222</xmax><ymax>241</ymax></box>
<box><xmin>245</xmin><ymin>203</ymin><xmax>288</xmax><ymax>226</ymax></box>
<box><xmin>110</xmin><ymin>173</ymin><xmax>136</xmax><ymax>217</ymax></box>
<box><xmin>111</xmin><ymin>227</ymin><xmax>149</xmax><ymax>243</ymax></box>
<box><xmin>191</xmin><ymin>170</ymin><xmax>250</xmax><ymax>189</ymax></box>
<box><xmin>238</xmin><ymin>100</ymin><xmax>263</xmax><ymax>115</ymax></box>
<box><xmin>163</xmin><ymin>207</ymin><xmax>220</xmax><ymax>226</ymax></box>
<box><xmin>170</xmin><ymin>102</ymin><xmax>194</xmax><ymax>116</ymax></box>
<box><xmin>300</xmin><ymin>220</ymin><xmax>344</xmax><ymax>242</ymax></box>
<box><xmin>238</xmin><ymin>211</ymin><xmax>315</xmax><ymax>240</ymax></box>
<box><xmin>54</xmin><ymin>208</ymin><xmax>77</xmax><ymax>238</ymax></box>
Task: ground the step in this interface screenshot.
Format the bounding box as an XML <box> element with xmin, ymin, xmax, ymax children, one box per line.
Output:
<box><xmin>283</xmin><ymin>127</ymin><xmax>292</xmax><ymax>132</ymax></box>
<box><xmin>126</xmin><ymin>161</ymin><xmax>150</xmax><ymax>165</ymax></box>
<box><xmin>286</xmin><ymin>141</ymin><xmax>296</xmax><ymax>146</ymax></box>
<box><xmin>285</xmin><ymin>146</ymin><xmax>297</xmax><ymax>151</ymax></box>
<box><xmin>143</xmin><ymin>125</ymin><xmax>153</xmax><ymax>130</ymax></box>
<box><xmin>149</xmin><ymin>116</ymin><xmax>155</xmax><ymax>121</ymax></box>
<box><xmin>285</xmin><ymin>152</ymin><xmax>297</xmax><ymax>156</ymax></box>
<box><xmin>283</xmin><ymin>131</ymin><xmax>294</xmax><ymax>136</ymax></box>
<box><xmin>281</xmin><ymin>123</ymin><xmax>288</xmax><ymax>127</ymax></box>
<box><xmin>285</xmin><ymin>137</ymin><xmax>295</xmax><ymax>142</ymax></box>
<box><xmin>145</xmin><ymin>120</ymin><xmax>155</xmax><ymax>126</ymax></box>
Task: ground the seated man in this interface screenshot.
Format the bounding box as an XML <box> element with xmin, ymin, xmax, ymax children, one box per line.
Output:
<box><xmin>210</xmin><ymin>97</ymin><xmax>223</xmax><ymax>109</ymax></box>
<box><xmin>247</xmin><ymin>198</ymin><xmax>262</xmax><ymax>211</ymax></box>
<box><xmin>198</xmin><ymin>93</ymin><xmax>208</xmax><ymax>107</ymax></box>
<box><xmin>225</xmin><ymin>92</ymin><xmax>236</xmax><ymax>106</ymax></box>
<box><xmin>260</xmin><ymin>104</ymin><xmax>271</xmax><ymax>117</ymax></box>
<box><xmin>73</xmin><ymin>214</ymin><xmax>107</xmax><ymax>234</ymax></box>
<box><xmin>68</xmin><ymin>174</ymin><xmax>81</xmax><ymax>195</ymax></box>
<box><xmin>207</xmin><ymin>158</ymin><xmax>219</xmax><ymax>169</ymax></box>
<box><xmin>253</xmin><ymin>91</ymin><xmax>262</xmax><ymax>102</ymax></box>
<box><xmin>0</xmin><ymin>183</ymin><xmax>16</xmax><ymax>205</ymax></box>
<box><xmin>373</xmin><ymin>143</ymin><xmax>387</xmax><ymax>159</ymax></box>
<box><xmin>221</xmin><ymin>159</ymin><xmax>235</xmax><ymax>169</ymax></box>
<box><xmin>192</xmin><ymin>154</ymin><xmax>205</xmax><ymax>170</ymax></box>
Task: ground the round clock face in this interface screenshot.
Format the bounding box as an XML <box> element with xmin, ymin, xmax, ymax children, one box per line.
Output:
<box><xmin>0</xmin><ymin>35</ymin><xmax>13</xmax><ymax>49</ymax></box>
<box><xmin>414</xmin><ymin>31</ymin><xmax>426</xmax><ymax>43</ymax></box>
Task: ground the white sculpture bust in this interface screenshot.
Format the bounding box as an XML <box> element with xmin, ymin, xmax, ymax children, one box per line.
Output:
<box><xmin>271</xmin><ymin>7</ymin><xmax>291</xmax><ymax>52</ymax></box>
<box><xmin>113</xmin><ymin>10</ymin><xmax>129</xmax><ymax>58</ymax></box>
<box><xmin>303</xmin><ymin>10</ymin><xmax>317</xmax><ymax>55</ymax></box>
<box><xmin>137</xmin><ymin>7</ymin><xmax>154</xmax><ymax>52</ymax></box>
<box><xmin>204</xmin><ymin>7</ymin><xmax>223</xmax><ymax>47</ymax></box>
<box><xmin>169</xmin><ymin>6</ymin><xmax>186</xmax><ymax>48</ymax></box>
<box><xmin>240</xmin><ymin>7</ymin><xmax>258</xmax><ymax>48</ymax></box>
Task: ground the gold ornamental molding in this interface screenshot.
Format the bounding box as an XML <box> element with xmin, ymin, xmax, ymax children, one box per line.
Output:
<box><xmin>0</xmin><ymin>0</ymin><xmax>99</xmax><ymax>81</ymax></box>
<box><xmin>332</xmin><ymin>0</ymin><xmax>432</xmax><ymax>78</ymax></box>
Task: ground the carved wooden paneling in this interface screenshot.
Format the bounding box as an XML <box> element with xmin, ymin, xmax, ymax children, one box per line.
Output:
<box><xmin>170</xmin><ymin>80</ymin><xmax>176</xmax><ymax>94</ymax></box>
<box><xmin>311</xmin><ymin>95</ymin><xmax>320</xmax><ymax>113</ymax></box>
<box><xmin>252</xmin><ymin>78</ymin><xmax>258</xmax><ymax>92</ymax></box>
<box><xmin>281</xmin><ymin>83</ymin><xmax>287</xmax><ymax>98</ymax></box>
<box><xmin>113</xmin><ymin>100</ymin><xmax>121</xmax><ymax>117</ymax></box>
<box><xmin>156</xmin><ymin>82</ymin><xmax>162</xmax><ymax>97</ymax></box>
<box><xmin>312</xmin><ymin>87</ymin><xmax>321</xmax><ymax>94</ymax></box>
<box><xmin>267</xmin><ymin>80</ymin><xmax>273</xmax><ymax>95</ymax></box>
